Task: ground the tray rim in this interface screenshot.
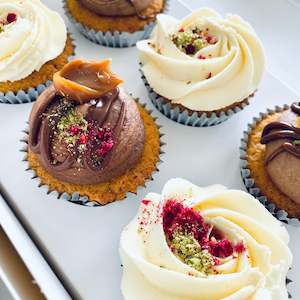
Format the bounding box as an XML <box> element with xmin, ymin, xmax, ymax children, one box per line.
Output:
<box><xmin>1</xmin><ymin>0</ymin><xmax>300</xmax><ymax>299</ymax></box>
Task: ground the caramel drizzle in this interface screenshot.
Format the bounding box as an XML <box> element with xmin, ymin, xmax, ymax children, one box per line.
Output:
<box><xmin>261</xmin><ymin>102</ymin><xmax>300</xmax><ymax>164</ymax></box>
<box><xmin>30</xmin><ymin>88</ymin><xmax>126</xmax><ymax>173</ymax></box>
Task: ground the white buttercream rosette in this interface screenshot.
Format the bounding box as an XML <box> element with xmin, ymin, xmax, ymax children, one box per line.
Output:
<box><xmin>0</xmin><ymin>0</ymin><xmax>67</xmax><ymax>103</ymax></box>
<box><xmin>0</xmin><ymin>0</ymin><xmax>66</xmax><ymax>82</ymax></box>
<box><xmin>137</xmin><ymin>8</ymin><xmax>265</xmax><ymax>112</ymax></box>
<box><xmin>120</xmin><ymin>178</ymin><xmax>292</xmax><ymax>300</ymax></box>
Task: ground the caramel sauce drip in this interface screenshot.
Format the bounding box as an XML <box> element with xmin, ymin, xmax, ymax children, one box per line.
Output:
<box><xmin>53</xmin><ymin>59</ymin><xmax>123</xmax><ymax>104</ymax></box>
<box><xmin>261</xmin><ymin>102</ymin><xmax>300</xmax><ymax>164</ymax></box>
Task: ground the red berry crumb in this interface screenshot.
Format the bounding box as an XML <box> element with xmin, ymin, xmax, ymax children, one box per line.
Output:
<box><xmin>68</xmin><ymin>124</ymin><xmax>80</xmax><ymax>135</ymax></box>
<box><xmin>178</xmin><ymin>27</ymin><xmax>184</xmax><ymax>32</ymax></box>
<box><xmin>206</xmin><ymin>35</ymin><xmax>217</xmax><ymax>44</ymax></box>
<box><xmin>162</xmin><ymin>199</ymin><xmax>243</xmax><ymax>260</ymax></box>
<box><xmin>208</xmin><ymin>239</ymin><xmax>233</xmax><ymax>258</ymax></box>
<box><xmin>96</xmin><ymin>140</ymin><xmax>114</xmax><ymax>157</ymax></box>
<box><xmin>234</xmin><ymin>241</ymin><xmax>246</xmax><ymax>253</ymax></box>
<box><xmin>198</xmin><ymin>54</ymin><xmax>206</xmax><ymax>60</ymax></box>
<box><xmin>162</xmin><ymin>199</ymin><xmax>209</xmax><ymax>243</ymax></box>
<box><xmin>79</xmin><ymin>133</ymin><xmax>87</xmax><ymax>144</ymax></box>
<box><xmin>7</xmin><ymin>13</ymin><xmax>17</xmax><ymax>24</ymax></box>
<box><xmin>97</xmin><ymin>128</ymin><xmax>104</xmax><ymax>139</ymax></box>
<box><xmin>142</xmin><ymin>199</ymin><xmax>151</xmax><ymax>206</ymax></box>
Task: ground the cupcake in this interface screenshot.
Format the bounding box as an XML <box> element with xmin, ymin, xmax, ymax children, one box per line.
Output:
<box><xmin>241</xmin><ymin>102</ymin><xmax>300</xmax><ymax>221</ymax></box>
<box><xmin>137</xmin><ymin>8</ymin><xmax>265</xmax><ymax>126</ymax></box>
<box><xmin>0</xmin><ymin>0</ymin><xmax>75</xmax><ymax>104</ymax></box>
<box><xmin>120</xmin><ymin>178</ymin><xmax>292</xmax><ymax>299</ymax></box>
<box><xmin>26</xmin><ymin>58</ymin><xmax>161</xmax><ymax>205</ymax></box>
<box><xmin>64</xmin><ymin>0</ymin><xmax>167</xmax><ymax>47</ymax></box>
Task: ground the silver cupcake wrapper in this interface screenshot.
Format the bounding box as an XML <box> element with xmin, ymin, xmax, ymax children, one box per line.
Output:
<box><xmin>0</xmin><ymin>81</ymin><xmax>53</xmax><ymax>104</ymax></box>
<box><xmin>240</xmin><ymin>105</ymin><xmax>300</xmax><ymax>226</ymax></box>
<box><xmin>1</xmin><ymin>32</ymin><xmax>76</xmax><ymax>105</ymax></box>
<box><xmin>20</xmin><ymin>100</ymin><xmax>165</xmax><ymax>207</ymax></box>
<box><xmin>140</xmin><ymin>68</ymin><xmax>251</xmax><ymax>127</ymax></box>
<box><xmin>63</xmin><ymin>0</ymin><xmax>169</xmax><ymax>48</ymax></box>
<box><xmin>287</xmin><ymin>277</ymin><xmax>293</xmax><ymax>299</ymax></box>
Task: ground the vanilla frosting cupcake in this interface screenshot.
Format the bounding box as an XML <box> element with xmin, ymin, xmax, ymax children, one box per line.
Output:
<box><xmin>120</xmin><ymin>178</ymin><xmax>292</xmax><ymax>299</ymax></box>
<box><xmin>0</xmin><ymin>0</ymin><xmax>74</xmax><ymax>104</ymax></box>
<box><xmin>137</xmin><ymin>8</ymin><xmax>265</xmax><ymax>126</ymax></box>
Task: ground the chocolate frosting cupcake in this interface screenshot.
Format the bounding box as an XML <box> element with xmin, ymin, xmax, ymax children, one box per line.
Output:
<box><xmin>28</xmin><ymin>59</ymin><xmax>145</xmax><ymax>185</ymax></box>
<box><xmin>261</xmin><ymin>102</ymin><xmax>300</xmax><ymax>204</ymax></box>
<box><xmin>79</xmin><ymin>0</ymin><xmax>152</xmax><ymax>17</ymax></box>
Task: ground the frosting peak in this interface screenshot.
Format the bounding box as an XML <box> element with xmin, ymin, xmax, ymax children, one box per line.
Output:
<box><xmin>137</xmin><ymin>8</ymin><xmax>265</xmax><ymax>111</ymax></box>
<box><xmin>0</xmin><ymin>0</ymin><xmax>67</xmax><ymax>82</ymax></box>
<box><xmin>120</xmin><ymin>179</ymin><xmax>292</xmax><ymax>300</ymax></box>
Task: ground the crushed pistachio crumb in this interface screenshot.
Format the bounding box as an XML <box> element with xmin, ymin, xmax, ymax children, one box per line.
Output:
<box><xmin>171</xmin><ymin>25</ymin><xmax>217</xmax><ymax>56</ymax></box>
<box><xmin>171</xmin><ymin>230</ymin><xmax>215</xmax><ymax>274</ymax></box>
<box><xmin>294</xmin><ymin>140</ymin><xmax>300</xmax><ymax>146</ymax></box>
<box><xmin>57</xmin><ymin>108</ymin><xmax>87</xmax><ymax>146</ymax></box>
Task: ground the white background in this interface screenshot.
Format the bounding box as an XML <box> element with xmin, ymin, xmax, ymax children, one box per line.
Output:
<box><xmin>1</xmin><ymin>0</ymin><xmax>300</xmax><ymax>299</ymax></box>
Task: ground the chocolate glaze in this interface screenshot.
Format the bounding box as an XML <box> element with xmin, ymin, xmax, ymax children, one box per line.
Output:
<box><xmin>28</xmin><ymin>86</ymin><xmax>145</xmax><ymax>185</ymax></box>
<box><xmin>79</xmin><ymin>0</ymin><xmax>152</xmax><ymax>19</ymax></box>
<box><xmin>261</xmin><ymin>102</ymin><xmax>300</xmax><ymax>164</ymax></box>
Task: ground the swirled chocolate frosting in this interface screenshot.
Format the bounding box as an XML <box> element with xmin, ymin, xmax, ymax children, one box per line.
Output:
<box><xmin>260</xmin><ymin>102</ymin><xmax>300</xmax><ymax>204</ymax></box>
<box><xmin>28</xmin><ymin>59</ymin><xmax>145</xmax><ymax>185</ymax></box>
<box><xmin>79</xmin><ymin>0</ymin><xmax>152</xmax><ymax>17</ymax></box>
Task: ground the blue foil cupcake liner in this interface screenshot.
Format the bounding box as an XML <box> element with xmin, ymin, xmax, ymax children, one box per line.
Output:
<box><xmin>20</xmin><ymin>101</ymin><xmax>165</xmax><ymax>207</ymax></box>
<box><xmin>63</xmin><ymin>0</ymin><xmax>169</xmax><ymax>48</ymax></box>
<box><xmin>0</xmin><ymin>81</ymin><xmax>52</xmax><ymax>104</ymax></box>
<box><xmin>240</xmin><ymin>105</ymin><xmax>300</xmax><ymax>226</ymax></box>
<box><xmin>140</xmin><ymin>68</ymin><xmax>251</xmax><ymax>127</ymax></box>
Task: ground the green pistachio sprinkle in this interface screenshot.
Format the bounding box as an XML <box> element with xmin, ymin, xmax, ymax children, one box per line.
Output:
<box><xmin>171</xmin><ymin>231</ymin><xmax>214</xmax><ymax>274</ymax></box>
<box><xmin>57</xmin><ymin>108</ymin><xmax>87</xmax><ymax>146</ymax></box>
<box><xmin>293</xmin><ymin>140</ymin><xmax>300</xmax><ymax>145</ymax></box>
<box><xmin>171</xmin><ymin>26</ymin><xmax>208</xmax><ymax>55</ymax></box>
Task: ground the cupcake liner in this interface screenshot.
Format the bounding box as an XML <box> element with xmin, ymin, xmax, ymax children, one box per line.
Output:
<box><xmin>287</xmin><ymin>277</ymin><xmax>293</xmax><ymax>299</ymax></box>
<box><xmin>240</xmin><ymin>105</ymin><xmax>300</xmax><ymax>226</ymax></box>
<box><xmin>1</xmin><ymin>33</ymin><xmax>76</xmax><ymax>105</ymax></box>
<box><xmin>0</xmin><ymin>81</ymin><xmax>53</xmax><ymax>104</ymax></box>
<box><xmin>20</xmin><ymin>100</ymin><xmax>165</xmax><ymax>207</ymax></box>
<box><xmin>140</xmin><ymin>67</ymin><xmax>252</xmax><ymax>127</ymax></box>
<box><xmin>63</xmin><ymin>0</ymin><xmax>169</xmax><ymax>48</ymax></box>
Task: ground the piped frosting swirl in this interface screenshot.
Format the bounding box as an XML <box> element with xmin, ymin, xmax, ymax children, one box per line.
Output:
<box><xmin>120</xmin><ymin>178</ymin><xmax>292</xmax><ymax>300</ymax></box>
<box><xmin>28</xmin><ymin>59</ymin><xmax>145</xmax><ymax>185</ymax></box>
<box><xmin>137</xmin><ymin>8</ymin><xmax>265</xmax><ymax>111</ymax></box>
<box><xmin>0</xmin><ymin>0</ymin><xmax>67</xmax><ymax>82</ymax></box>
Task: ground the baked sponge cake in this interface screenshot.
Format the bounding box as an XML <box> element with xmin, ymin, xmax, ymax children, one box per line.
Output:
<box><xmin>245</xmin><ymin>102</ymin><xmax>300</xmax><ymax>219</ymax></box>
